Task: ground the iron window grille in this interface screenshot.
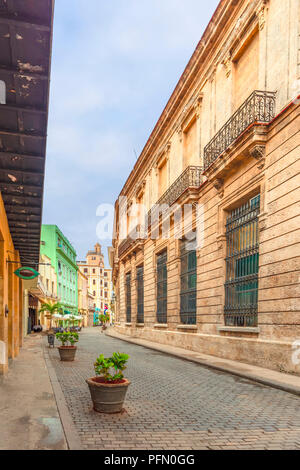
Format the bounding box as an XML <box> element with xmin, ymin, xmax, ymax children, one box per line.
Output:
<box><xmin>204</xmin><ymin>91</ymin><xmax>276</xmax><ymax>170</ymax></box>
<box><xmin>157</xmin><ymin>250</ymin><xmax>167</xmax><ymax>324</ymax></box>
<box><xmin>224</xmin><ymin>195</ymin><xmax>260</xmax><ymax>327</ymax></box>
<box><xmin>180</xmin><ymin>239</ymin><xmax>197</xmax><ymax>325</ymax></box>
<box><xmin>136</xmin><ymin>266</ymin><xmax>144</xmax><ymax>324</ymax></box>
<box><xmin>126</xmin><ymin>272</ymin><xmax>131</xmax><ymax>323</ymax></box>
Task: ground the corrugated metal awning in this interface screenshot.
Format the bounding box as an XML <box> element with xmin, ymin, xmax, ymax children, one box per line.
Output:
<box><xmin>0</xmin><ymin>0</ymin><xmax>54</xmax><ymax>267</ymax></box>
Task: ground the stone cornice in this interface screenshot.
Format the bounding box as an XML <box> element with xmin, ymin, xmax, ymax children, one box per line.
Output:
<box><xmin>118</xmin><ymin>0</ymin><xmax>264</xmax><ymax>200</ymax></box>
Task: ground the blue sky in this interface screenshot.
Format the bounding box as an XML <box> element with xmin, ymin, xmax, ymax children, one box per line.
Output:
<box><xmin>43</xmin><ymin>0</ymin><xmax>220</xmax><ymax>264</ymax></box>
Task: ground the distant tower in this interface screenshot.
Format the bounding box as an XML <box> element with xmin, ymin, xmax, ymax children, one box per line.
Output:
<box><xmin>86</xmin><ymin>243</ymin><xmax>104</xmax><ymax>267</ymax></box>
<box><xmin>77</xmin><ymin>243</ymin><xmax>112</xmax><ymax>311</ymax></box>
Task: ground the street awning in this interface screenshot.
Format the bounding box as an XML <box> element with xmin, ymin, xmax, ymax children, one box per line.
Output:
<box><xmin>0</xmin><ymin>0</ymin><xmax>54</xmax><ymax>267</ymax></box>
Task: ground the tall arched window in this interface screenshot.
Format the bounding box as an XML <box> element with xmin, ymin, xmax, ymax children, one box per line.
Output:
<box><xmin>0</xmin><ymin>80</ymin><xmax>6</xmax><ymax>104</ymax></box>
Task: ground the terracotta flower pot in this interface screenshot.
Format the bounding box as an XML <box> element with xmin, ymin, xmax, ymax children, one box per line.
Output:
<box><xmin>86</xmin><ymin>377</ymin><xmax>130</xmax><ymax>414</ymax></box>
<box><xmin>58</xmin><ymin>346</ymin><xmax>77</xmax><ymax>362</ymax></box>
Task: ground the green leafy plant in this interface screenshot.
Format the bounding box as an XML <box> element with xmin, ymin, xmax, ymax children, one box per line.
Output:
<box><xmin>56</xmin><ymin>331</ymin><xmax>79</xmax><ymax>347</ymax></box>
<box><xmin>99</xmin><ymin>313</ymin><xmax>109</xmax><ymax>324</ymax></box>
<box><xmin>39</xmin><ymin>302</ymin><xmax>63</xmax><ymax>331</ymax></box>
<box><xmin>94</xmin><ymin>352</ymin><xmax>129</xmax><ymax>382</ymax></box>
<box><xmin>99</xmin><ymin>313</ymin><xmax>110</xmax><ymax>331</ymax></box>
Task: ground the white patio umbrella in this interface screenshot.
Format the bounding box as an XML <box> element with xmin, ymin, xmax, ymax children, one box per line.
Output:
<box><xmin>62</xmin><ymin>314</ymin><xmax>72</xmax><ymax>319</ymax></box>
<box><xmin>63</xmin><ymin>314</ymin><xmax>83</xmax><ymax>322</ymax></box>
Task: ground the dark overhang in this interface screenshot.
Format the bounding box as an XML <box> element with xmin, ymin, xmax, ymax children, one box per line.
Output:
<box><xmin>0</xmin><ymin>0</ymin><xmax>54</xmax><ymax>267</ymax></box>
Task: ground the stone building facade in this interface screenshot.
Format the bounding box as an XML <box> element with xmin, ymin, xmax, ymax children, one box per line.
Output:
<box><xmin>112</xmin><ymin>0</ymin><xmax>300</xmax><ymax>374</ymax></box>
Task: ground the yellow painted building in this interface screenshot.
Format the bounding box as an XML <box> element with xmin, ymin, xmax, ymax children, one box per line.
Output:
<box><xmin>0</xmin><ymin>195</ymin><xmax>23</xmax><ymax>373</ymax></box>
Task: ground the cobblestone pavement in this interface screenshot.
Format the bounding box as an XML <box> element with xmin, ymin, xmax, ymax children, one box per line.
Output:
<box><xmin>48</xmin><ymin>328</ymin><xmax>300</xmax><ymax>450</ymax></box>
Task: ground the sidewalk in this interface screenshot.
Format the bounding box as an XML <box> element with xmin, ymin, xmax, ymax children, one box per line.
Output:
<box><xmin>106</xmin><ymin>329</ymin><xmax>300</xmax><ymax>397</ymax></box>
<box><xmin>0</xmin><ymin>334</ymin><xmax>67</xmax><ymax>450</ymax></box>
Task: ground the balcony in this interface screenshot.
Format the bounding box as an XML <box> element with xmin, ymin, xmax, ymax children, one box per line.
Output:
<box><xmin>156</xmin><ymin>165</ymin><xmax>202</xmax><ymax>208</ymax></box>
<box><xmin>203</xmin><ymin>91</ymin><xmax>276</xmax><ymax>171</ymax></box>
<box><xmin>118</xmin><ymin>166</ymin><xmax>203</xmax><ymax>259</ymax></box>
<box><xmin>118</xmin><ymin>225</ymin><xmax>146</xmax><ymax>259</ymax></box>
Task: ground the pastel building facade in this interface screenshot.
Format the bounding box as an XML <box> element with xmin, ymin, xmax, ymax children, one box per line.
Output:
<box><xmin>35</xmin><ymin>254</ymin><xmax>58</xmax><ymax>329</ymax></box>
<box><xmin>41</xmin><ymin>226</ymin><xmax>78</xmax><ymax>314</ymax></box>
<box><xmin>78</xmin><ymin>243</ymin><xmax>112</xmax><ymax>312</ymax></box>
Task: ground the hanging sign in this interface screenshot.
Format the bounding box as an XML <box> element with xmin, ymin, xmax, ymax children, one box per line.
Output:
<box><xmin>14</xmin><ymin>267</ymin><xmax>39</xmax><ymax>280</ymax></box>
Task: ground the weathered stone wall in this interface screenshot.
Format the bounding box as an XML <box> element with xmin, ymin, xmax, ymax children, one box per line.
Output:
<box><xmin>113</xmin><ymin>0</ymin><xmax>300</xmax><ymax>373</ymax></box>
<box><xmin>120</xmin><ymin>0</ymin><xmax>300</xmax><ymax>210</ymax></box>
<box><xmin>259</xmin><ymin>104</ymin><xmax>300</xmax><ymax>341</ymax></box>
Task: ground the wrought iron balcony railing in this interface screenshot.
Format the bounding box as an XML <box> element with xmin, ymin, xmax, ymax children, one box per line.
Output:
<box><xmin>118</xmin><ymin>166</ymin><xmax>203</xmax><ymax>258</ymax></box>
<box><xmin>156</xmin><ymin>165</ymin><xmax>202</xmax><ymax>209</ymax></box>
<box><xmin>203</xmin><ymin>90</ymin><xmax>276</xmax><ymax>171</ymax></box>
<box><xmin>118</xmin><ymin>225</ymin><xmax>145</xmax><ymax>258</ymax></box>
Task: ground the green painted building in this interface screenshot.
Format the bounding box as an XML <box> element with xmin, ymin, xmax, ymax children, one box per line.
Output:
<box><xmin>40</xmin><ymin>225</ymin><xmax>78</xmax><ymax>314</ymax></box>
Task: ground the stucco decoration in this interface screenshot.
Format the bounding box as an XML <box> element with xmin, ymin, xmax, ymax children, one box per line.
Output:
<box><xmin>257</xmin><ymin>0</ymin><xmax>269</xmax><ymax>30</ymax></box>
<box><xmin>249</xmin><ymin>145</ymin><xmax>266</xmax><ymax>169</ymax></box>
<box><xmin>222</xmin><ymin>54</ymin><xmax>232</xmax><ymax>78</ymax></box>
<box><xmin>213</xmin><ymin>178</ymin><xmax>225</xmax><ymax>198</ymax></box>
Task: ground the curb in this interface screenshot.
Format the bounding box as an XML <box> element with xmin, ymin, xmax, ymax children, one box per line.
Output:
<box><xmin>43</xmin><ymin>343</ymin><xmax>83</xmax><ymax>451</ymax></box>
<box><xmin>106</xmin><ymin>330</ymin><xmax>300</xmax><ymax>398</ymax></box>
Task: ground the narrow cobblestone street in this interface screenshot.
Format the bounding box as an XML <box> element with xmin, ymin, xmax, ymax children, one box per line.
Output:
<box><xmin>47</xmin><ymin>328</ymin><xmax>300</xmax><ymax>450</ymax></box>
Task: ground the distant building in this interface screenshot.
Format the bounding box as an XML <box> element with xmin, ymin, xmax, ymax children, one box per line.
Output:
<box><xmin>41</xmin><ymin>226</ymin><xmax>78</xmax><ymax>314</ymax></box>
<box><xmin>78</xmin><ymin>243</ymin><xmax>112</xmax><ymax>312</ymax></box>
<box><xmin>88</xmin><ymin>292</ymin><xmax>95</xmax><ymax>327</ymax></box>
<box><xmin>23</xmin><ymin>252</ymin><xmax>59</xmax><ymax>333</ymax></box>
<box><xmin>78</xmin><ymin>269</ymin><xmax>92</xmax><ymax>327</ymax></box>
<box><xmin>33</xmin><ymin>254</ymin><xmax>58</xmax><ymax>330</ymax></box>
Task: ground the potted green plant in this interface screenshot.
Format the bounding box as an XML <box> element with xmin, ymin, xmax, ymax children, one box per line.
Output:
<box><xmin>39</xmin><ymin>301</ymin><xmax>63</xmax><ymax>331</ymax></box>
<box><xmin>56</xmin><ymin>331</ymin><xmax>79</xmax><ymax>362</ymax></box>
<box><xmin>99</xmin><ymin>313</ymin><xmax>109</xmax><ymax>332</ymax></box>
<box><xmin>39</xmin><ymin>301</ymin><xmax>63</xmax><ymax>347</ymax></box>
<box><xmin>86</xmin><ymin>352</ymin><xmax>130</xmax><ymax>413</ymax></box>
